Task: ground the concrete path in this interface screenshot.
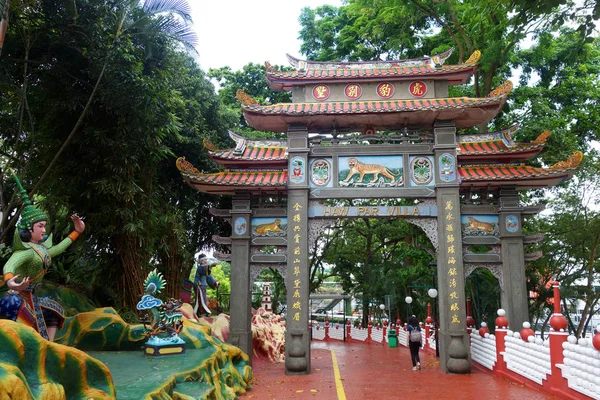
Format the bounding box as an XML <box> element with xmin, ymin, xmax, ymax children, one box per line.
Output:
<box><xmin>240</xmin><ymin>341</ymin><xmax>559</xmax><ymax>400</ymax></box>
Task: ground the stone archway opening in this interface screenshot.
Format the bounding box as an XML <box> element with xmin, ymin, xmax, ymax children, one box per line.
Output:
<box><xmin>306</xmin><ymin>201</ymin><xmax>438</xmax><ymax>329</ymax></box>
<box><xmin>465</xmin><ymin>266</ymin><xmax>502</xmax><ymax>332</ymax></box>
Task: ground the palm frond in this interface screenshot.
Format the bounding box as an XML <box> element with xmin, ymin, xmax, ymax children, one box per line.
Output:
<box><xmin>140</xmin><ymin>0</ymin><xmax>194</xmax><ymax>23</ymax></box>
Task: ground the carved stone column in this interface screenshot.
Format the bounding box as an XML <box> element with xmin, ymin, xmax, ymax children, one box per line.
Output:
<box><xmin>285</xmin><ymin>124</ymin><xmax>311</xmax><ymax>374</ymax></box>
<box><xmin>434</xmin><ymin>120</ymin><xmax>470</xmax><ymax>374</ymax></box>
<box><xmin>498</xmin><ymin>186</ymin><xmax>528</xmax><ymax>330</ymax></box>
<box><xmin>228</xmin><ymin>194</ymin><xmax>253</xmax><ymax>364</ymax></box>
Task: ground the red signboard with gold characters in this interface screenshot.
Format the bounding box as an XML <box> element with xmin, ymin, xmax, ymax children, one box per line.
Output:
<box><xmin>376</xmin><ymin>82</ymin><xmax>395</xmax><ymax>99</ymax></box>
<box><xmin>312</xmin><ymin>85</ymin><xmax>330</xmax><ymax>101</ymax></box>
<box><xmin>344</xmin><ymin>84</ymin><xmax>362</xmax><ymax>100</ymax></box>
<box><xmin>409</xmin><ymin>81</ymin><xmax>427</xmax><ymax>97</ymax></box>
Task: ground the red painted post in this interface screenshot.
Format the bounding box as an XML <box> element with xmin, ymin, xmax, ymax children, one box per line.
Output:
<box><xmin>425</xmin><ymin>302</ymin><xmax>432</xmax><ymax>350</ymax></box>
<box><xmin>494</xmin><ymin>309</ymin><xmax>509</xmax><ymax>374</ymax></box>
<box><xmin>548</xmin><ymin>281</ymin><xmax>569</xmax><ymax>393</ymax></box>
<box><xmin>325</xmin><ymin>315</ymin><xmax>330</xmax><ymax>341</ymax></box>
<box><xmin>347</xmin><ymin>322</ymin><xmax>352</xmax><ymax>340</ymax></box>
<box><xmin>367</xmin><ymin>320</ymin><xmax>373</xmax><ymax>343</ymax></box>
<box><xmin>466</xmin><ymin>297</ymin><xmax>476</xmax><ymax>335</ymax></box>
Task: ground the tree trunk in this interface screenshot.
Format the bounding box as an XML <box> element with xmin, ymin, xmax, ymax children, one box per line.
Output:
<box><xmin>116</xmin><ymin>234</ymin><xmax>148</xmax><ymax>311</ymax></box>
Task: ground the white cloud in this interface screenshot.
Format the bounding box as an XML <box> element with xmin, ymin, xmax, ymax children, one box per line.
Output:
<box><xmin>190</xmin><ymin>0</ymin><xmax>343</xmax><ymax>72</ymax></box>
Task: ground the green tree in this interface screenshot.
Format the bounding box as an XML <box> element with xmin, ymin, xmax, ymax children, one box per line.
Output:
<box><xmin>0</xmin><ymin>0</ymin><xmax>233</xmax><ymax>311</ymax></box>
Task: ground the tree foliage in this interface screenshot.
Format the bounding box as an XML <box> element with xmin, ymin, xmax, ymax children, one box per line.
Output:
<box><xmin>0</xmin><ymin>0</ymin><xmax>233</xmax><ymax>310</ymax></box>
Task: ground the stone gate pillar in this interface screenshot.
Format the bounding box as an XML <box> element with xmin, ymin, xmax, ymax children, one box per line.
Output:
<box><xmin>228</xmin><ymin>194</ymin><xmax>253</xmax><ymax>364</ymax></box>
<box><xmin>285</xmin><ymin>124</ymin><xmax>311</xmax><ymax>374</ymax></box>
<box><xmin>498</xmin><ymin>187</ymin><xmax>528</xmax><ymax>330</ymax></box>
<box><xmin>434</xmin><ymin>120</ymin><xmax>470</xmax><ymax>373</ymax></box>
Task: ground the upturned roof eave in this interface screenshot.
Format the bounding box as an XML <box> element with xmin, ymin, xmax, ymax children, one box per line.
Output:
<box><xmin>241</xmin><ymin>101</ymin><xmax>506</xmax><ymax>133</ymax></box>
<box><xmin>266</xmin><ymin>69</ymin><xmax>475</xmax><ymax>91</ymax></box>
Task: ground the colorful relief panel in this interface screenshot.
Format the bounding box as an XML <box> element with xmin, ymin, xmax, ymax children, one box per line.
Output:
<box><xmin>338</xmin><ymin>156</ymin><xmax>403</xmax><ymax>188</ymax></box>
<box><xmin>309</xmin><ymin>158</ymin><xmax>333</xmax><ymax>187</ymax></box>
<box><xmin>251</xmin><ymin>217</ymin><xmax>287</xmax><ymax>237</ymax></box>
<box><xmin>409</xmin><ymin>81</ymin><xmax>427</xmax><ymax>97</ymax></box>
<box><xmin>461</xmin><ymin>215</ymin><xmax>499</xmax><ymax>236</ymax></box>
<box><xmin>439</xmin><ymin>153</ymin><xmax>456</xmax><ymax>182</ymax></box>
<box><xmin>505</xmin><ymin>215</ymin><xmax>520</xmax><ymax>233</ymax></box>
<box><xmin>289</xmin><ymin>157</ymin><xmax>306</xmax><ymax>184</ymax></box>
<box><xmin>409</xmin><ymin>156</ymin><xmax>434</xmax><ymax>186</ymax></box>
<box><xmin>234</xmin><ymin>217</ymin><xmax>247</xmax><ymax>235</ymax></box>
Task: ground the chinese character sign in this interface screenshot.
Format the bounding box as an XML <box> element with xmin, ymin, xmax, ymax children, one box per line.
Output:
<box><xmin>409</xmin><ymin>81</ymin><xmax>427</xmax><ymax>97</ymax></box>
<box><xmin>376</xmin><ymin>82</ymin><xmax>395</xmax><ymax>98</ymax></box>
<box><xmin>312</xmin><ymin>85</ymin><xmax>330</xmax><ymax>101</ymax></box>
<box><xmin>444</xmin><ymin>200</ymin><xmax>461</xmax><ymax>326</ymax></box>
<box><xmin>344</xmin><ymin>84</ymin><xmax>362</xmax><ymax>100</ymax></box>
<box><xmin>290</xmin><ymin>202</ymin><xmax>304</xmax><ymax>326</ymax></box>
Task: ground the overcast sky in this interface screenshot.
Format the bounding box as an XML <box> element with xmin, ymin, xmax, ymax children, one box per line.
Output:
<box><xmin>190</xmin><ymin>0</ymin><xmax>343</xmax><ymax>72</ymax></box>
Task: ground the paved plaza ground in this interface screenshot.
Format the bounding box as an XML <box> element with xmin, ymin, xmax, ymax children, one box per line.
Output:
<box><xmin>240</xmin><ymin>341</ymin><xmax>559</xmax><ymax>400</ymax></box>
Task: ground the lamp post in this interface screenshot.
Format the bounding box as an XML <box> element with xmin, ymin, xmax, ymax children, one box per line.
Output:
<box><xmin>428</xmin><ymin>287</ymin><xmax>439</xmax><ymax>357</ymax></box>
<box><xmin>405</xmin><ymin>296</ymin><xmax>413</xmax><ymax>320</ymax></box>
<box><xmin>379</xmin><ymin>303</ymin><xmax>385</xmax><ymax>325</ymax></box>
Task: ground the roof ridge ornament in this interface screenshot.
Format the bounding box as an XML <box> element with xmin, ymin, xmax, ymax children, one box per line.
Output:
<box><xmin>463</xmin><ymin>50</ymin><xmax>481</xmax><ymax>66</ymax></box>
<box><xmin>176</xmin><ymin>157</ymin><xmax>201</xmax><ymax>175</ymax></box>
<box><xmin>431</xmin><ymin>47</ymin><xmax>454</xmax><ymax>66</ymax></box>
<box><xmin>531</xmin><ymin>130</ymin><xmax>550</xmax><ymax>145</ymax></box>
<box><xmin>236</xmin><ymin>90</ymin><xmax>258</xmax><ymax>106</ymax></box>
<box><xmin>548</xmin><ymin>151</ymin><xmax>583</xmax><ymax>171</ymax></box>
<box><xmin>487</xmin><ymin>80</ymin><xmax>513</xmax><ymax>98</ymax></box>
<box><xmin>285</xmin><ymin>48</ymin><xmax>456</xmax><ymax>71</ymax></box>
<box><xmin>203</xmin><ymin>138</ymin><xmax>216</xmax><ymax>151</ymax></box>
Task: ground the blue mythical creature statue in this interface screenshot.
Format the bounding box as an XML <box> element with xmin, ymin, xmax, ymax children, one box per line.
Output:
<box><xmin>136</xmin><ymin>269</ymin><xmax>184</xmax><ymax>349</ymax></box>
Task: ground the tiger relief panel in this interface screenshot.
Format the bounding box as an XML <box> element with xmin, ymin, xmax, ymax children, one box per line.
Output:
<box><xmin>338</xmin><ymin>155</ymin><xmax>403</xmax><ymax>188</ymax></box>
<box><xmin>251</xmin><ymin>217</ymin><xmax>287</xmax><ymax>237</ymax></box>
<box><xmin>460</xmin><ymin>215</ymin><xmax>500</xmax><ymax>237</ymax></box>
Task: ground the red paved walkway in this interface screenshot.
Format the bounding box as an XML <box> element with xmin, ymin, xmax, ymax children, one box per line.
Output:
<box><xmin>240</xmin><ymin>341</ymin><xmax>559</xmax><ymax>400</ymax></box>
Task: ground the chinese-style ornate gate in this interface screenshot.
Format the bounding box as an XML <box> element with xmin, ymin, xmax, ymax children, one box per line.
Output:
<box><xmin>176</xmin><ymin>49</ymin><xmax>582</xmax><ymax>374</ymax></box>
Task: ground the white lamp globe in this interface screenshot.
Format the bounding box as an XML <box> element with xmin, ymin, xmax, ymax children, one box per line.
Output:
<box><xmin>405</xmin><ymin>296</ymin><xmax>413</xmax><ymax>304</ymax></box>
<box><xmin>379</xmin><ymin>304</ymin><xmax>385</xmax><ymax>310</ymax></box>
<box><xmin>428</xmin><ymin>288</ymin><xmax>438</xmax><ymax>298</ymax></box>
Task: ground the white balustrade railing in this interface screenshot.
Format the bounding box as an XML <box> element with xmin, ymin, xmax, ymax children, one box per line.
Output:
<box><xmin>503</xmin><ymin>331</ymin><xmax>551</xmax><ymax>385</ymax></box>
<box><xmin>312</xmin><ymin>326</ymin><xmax>325</xmax><ymax>340</ymax></box>
<box><xmin>329</xmin><ymin>325</ymin><xmax>345</xmax><ymax>340</ymax></box>
<box><xmin>558</xmin><ymin>336</ymin><xmax>600</xmax><ymax>399</ymax></box>
<box><xmin>349</xmin><ymin>326</ymin><xmax>368</xmax><ymax>341</ymax></box>
<box><xmin>371</xmin><ymin>327</ymin><xmax>384</xmax><ymax>343</ymax></box>
<box><xmin>470</xmin><ymin>332</ymin><xmax>497</xmax><ymax>370</ymax></box>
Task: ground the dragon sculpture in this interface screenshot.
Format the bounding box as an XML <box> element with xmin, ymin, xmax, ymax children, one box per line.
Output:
<box><xmin>136</xmin><ymin>269</ymin><xmax>185</xmax><ymax>351</ymax></box>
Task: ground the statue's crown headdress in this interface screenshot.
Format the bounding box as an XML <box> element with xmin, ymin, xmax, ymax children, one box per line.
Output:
<box><xmin>12</xmin><ymin>171</ymin><xmax>47</xmax><ymax>231</ymax></box>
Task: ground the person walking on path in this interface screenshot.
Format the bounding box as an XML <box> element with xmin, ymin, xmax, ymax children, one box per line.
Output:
<box><xmin>407</xmin><ymin>315</ymin><xmax>422</xmax><ymax>370</ymax></box>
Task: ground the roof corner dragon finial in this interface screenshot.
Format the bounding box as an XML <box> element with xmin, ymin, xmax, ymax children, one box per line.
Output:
<box><xmin>463</xmin><ymin>50</ymin><xmax>481</xmax><ymax>66</ymax></box>
<box><xmin>487</xmin><ymin>80</ymin><xmax>513</xmax><ymax>98</ymax></box>
<box><xmin>548</xmin><ymin>151</ymin><xmax>584</xmax><ymax>170</ymax></box>
<box><xmin>531</xmin><ymin>130</ymin><xmax>551</xmax><ymax>145</ymax></box>
<box><xmin>236</xmin><ymin>89</ymin><xmax>258</xmax><ymax>106</ymax></box>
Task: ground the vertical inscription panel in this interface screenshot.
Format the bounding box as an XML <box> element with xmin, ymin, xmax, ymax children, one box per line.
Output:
<box><xmin>436</xmin><ymin>188</ymin><xmax>470</xmax><ymax>374</ymax></box>
<box><xmin>285</xmin><ymin>190</ymin><xmax>310</xmax><ymax>374</ymax></box>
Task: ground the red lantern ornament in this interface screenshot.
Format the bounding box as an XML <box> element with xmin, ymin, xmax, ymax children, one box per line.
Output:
<box><xmin>520</xmin><ymin>322</ymin><xmax>535</xmax><ymax>341</ymax></box>
<box><xmin>496</xmin><ymin>309</ymin><xmax>509</xmax><ymax>329</ymax></box>
<box><xmin>479</xmin><ymin>322</ymin><xmax>490</xmax><ymax>337</ymax></box>
<box><xmin>592</xmin><ymin>326</ymin><xmax>600</xmax><ymax>351</ymax></box>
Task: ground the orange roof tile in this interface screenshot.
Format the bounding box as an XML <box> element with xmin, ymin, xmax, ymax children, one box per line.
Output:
<box><xmin>237</xmin><ymin>82</ymin><xmax>511</xmax><ymax>132</ymax></box>
<box><xmin>266</xmin><ymin>50</ymin><xmax>480</xmax><ymax>90</ymax></box>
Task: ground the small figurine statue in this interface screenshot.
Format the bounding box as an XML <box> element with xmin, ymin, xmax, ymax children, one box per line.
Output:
<box><xmin>0</xmin><ymin>172</ymin><xmax>85</xmax><ymax>341</ymax></box>
<box><xmin>193</xmin><ymin>256</ymin><xmax>219</xmax><ymax>316</ymax></box>
<box><xmin>137</xmin><ymin>269</ymin><xmax>185</xmax><ymax>355</ymax></box>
